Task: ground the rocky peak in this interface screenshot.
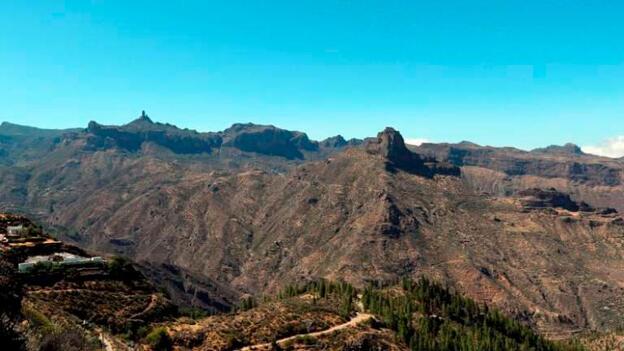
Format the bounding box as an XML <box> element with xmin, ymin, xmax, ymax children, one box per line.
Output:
<box><xmin>125</xmin><ymin>110</ymin><xmax>155</xmax><ymax>128</ymax></box>
<box><xmin>85</xmin><ymin>114</ymin><xmax>221</xmax><ymax>154</ymax></box>
<box><xmin>366</xmin><ymin>127</ymin><xmax>460</xmax><ymax>177</ymax></box>
<box><xmin>139</xmin><ymin>110</ymin><xmax>152</xmax><ymax>123</ymax></box>
<box><xmin>366</xmin><ymin>127</ymin><xmax>412</xmax><ymax>161</ymax></box>
<box><xmin>320</xmin><ymin>135</ymin><xmax>347</xmax><ymax>148</ymax></box>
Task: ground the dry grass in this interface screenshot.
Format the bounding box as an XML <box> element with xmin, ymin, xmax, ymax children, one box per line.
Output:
<box><xmin>578</xmin><ymin>332</ymin><xmax>624</xmax><ymax>351</ymax></box>
<box><xmin>25</xmin><ymin>279</ymin><xmax>174</xmax><ymax>333</ymax></box>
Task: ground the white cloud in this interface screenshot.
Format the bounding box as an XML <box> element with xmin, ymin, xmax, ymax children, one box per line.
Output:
<box><xmin>404</xmin><ymin>138</ymin><xmax>429</xmax><ymax>146</ymax></box>
<box><xmin>582</xmin><ymin>136</ymin><xmax>624</xmax><ymax>158</ymax></box>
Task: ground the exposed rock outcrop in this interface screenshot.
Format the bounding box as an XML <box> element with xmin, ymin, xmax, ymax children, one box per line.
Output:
<box><xmin>366</xmin><ymin>127</ymin><xmax>460</xmax><ymax>177</ymax></box>
<box><xmin>517</xmin><ymin>188</ymin><xmax>594</xmax><ymax>212</ymax></box>
<box><xmin>319</xmin><ymin>135</ymin><xmax>362</xmax><ymax>149</ymax></box>
<box><xmin>220</xmin><ymin>123</ymin><xmax>318</xmax><ymax>159</ymax></box>
<box><xmin>416</xmin><ymin>142</ymin><xmax>622</xmax><ymax>186</ymax></box>
<box><xmin>86</xmin><ymin>112</ymin><xmax>222</xmax><ymax>154</ymax></box>
<box><xmin>321</xmin><ymin>135</ymin><xmax>348</xmax><ymax>148</ymax></box>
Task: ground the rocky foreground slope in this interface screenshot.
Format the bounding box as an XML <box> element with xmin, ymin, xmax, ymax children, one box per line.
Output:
<box><xmin>0</xmin><ymin>213</ymin><xmax>176</xmax><ymax>350</ymax></box>
<box><xmin>2</xmin><ymin>115</ymin><xmax>624</xmax><ymax>340</ymax></box>
<box><xmin>2</xmin><ymin>235</ymin><xmax>583</xmax><ymax>351</ymax></box>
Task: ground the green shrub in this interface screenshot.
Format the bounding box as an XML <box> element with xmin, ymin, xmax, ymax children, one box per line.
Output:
<box><xmin>238</xmin><ymin>296</ymin><xmax>257</xmax><ymax>311</ymax></box>
<box><xmin>178</xmin><ymin>306</ymin><xmax>209</xmax><ymax>320</ymax></box>
<box><xmin>222</xmin><ymin>330</ymin><xmax>246</xmax><ymax>350</ymax></box>
<box><xmin>145</xmin><ymin>327</ymin><xmax>172</xmax><ymax>351</ymax></box>
<box><xmin>22</xmin><ymin>305</ymin><xmax>55</xmax><ymax>333</ymax></box>
<box><xmin>38</xmin><ymin>328</ymin><xmax>98</xmax><ymax>351</ymax></box>
<box><xmin>295</xmin><ymin>335</ymin><xmax>318</xmax><ymax>345</ymax></box>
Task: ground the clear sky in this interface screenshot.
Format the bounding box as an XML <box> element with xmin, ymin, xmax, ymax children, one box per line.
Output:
<box><xmin>2</xmin><ymin>1</ymin><xmax>624</xmax><ymax>155</ymax></box>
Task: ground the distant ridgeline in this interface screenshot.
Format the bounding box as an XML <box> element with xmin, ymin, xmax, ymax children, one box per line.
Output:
<box><xmin>83</xmin><ymin>111</ymin><xmax>362</xmax><ymax>159</ymax></box>
<box><xmin>86</xmin><ymin>111</ymin><xmax>222</xmax><ymax>154</ymax></box>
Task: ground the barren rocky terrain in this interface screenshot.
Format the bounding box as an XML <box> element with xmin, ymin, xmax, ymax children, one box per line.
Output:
<box><xmin>2</xmin><ymin>115</ymin><xmax>624</xmax><ymax>340</ymax></box>
<box><xmin>414</xmin><ymin>141</ymin><xmax>624</xmax><ymax>212</ymax></box>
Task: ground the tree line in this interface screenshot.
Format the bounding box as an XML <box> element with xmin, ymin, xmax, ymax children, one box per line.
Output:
<box><xmin>362</xmin><ymin>277</ymin><xmax>585</xmax><ymax>351</ymax></box>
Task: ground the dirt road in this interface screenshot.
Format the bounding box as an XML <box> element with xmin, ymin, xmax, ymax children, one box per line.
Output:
<box><xmin>237</xmin><ymin>312</ymin><xmax>374</xmax><ymax>351</ymax></box>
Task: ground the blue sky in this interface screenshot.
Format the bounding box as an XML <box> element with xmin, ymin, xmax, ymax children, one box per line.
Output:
<box><xmin>1</xmin><ymin>1</ymin><xmax>624</xmax><ymax>154</ymax></box>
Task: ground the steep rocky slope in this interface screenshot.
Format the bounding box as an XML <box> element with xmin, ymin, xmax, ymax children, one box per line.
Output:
<box><xmin>2</xmin><ymin>117</ymin><xmax>624</xmax><ymax>338</ymax></box>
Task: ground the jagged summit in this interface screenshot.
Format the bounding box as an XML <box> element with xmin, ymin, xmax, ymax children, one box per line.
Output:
<box><xmin>320</xmin><ymin>135</ymin><xmax>347</xmax><ymax>148</ymax></box>
<box><xmin>85</xmin><ymin>114</ymin><xmax>220</xmax><ymax>154</ymax></box>
<box><xmin>366</xmin><ymin>127</ymin><xmax>460</xmax><ymax>177</ymax></box>
<box><xmin>139</xmin><ymin>110</ymin><xmax>152</xmax><ymax>122</ymax></box>
<box><xmin>77</xmin><ymin>116</ymin><xmax>370</xmax><ymax>160</ymax></box>
<box><xmin>366</xmin><ymin>127</ymin><xmax>412</xmax><ymax>161</ymax></box>
<box><xmin>128</xmin><ymin>110</ymin><xmax>154</xmax><ymax>125</ymax></box>
<box><xmin>320</xmin><ymin>135</ymin><xmax>363</xmax><ymax>148</ymax></box>
<box><xmin>123</xmin><ymin>111</ymin><xmax>167</xmax><ymax>131</ymax></box>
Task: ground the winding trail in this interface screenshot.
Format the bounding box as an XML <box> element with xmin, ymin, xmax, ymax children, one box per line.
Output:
<box><xmin>128</xmin><ymin>293</ymin><xmax>158</xmax><ymax>320</ymax></box>
<box><xmin>237</xmin><ymin>312</ymin><xmax>374</xmax><ymax>351</ymax></box>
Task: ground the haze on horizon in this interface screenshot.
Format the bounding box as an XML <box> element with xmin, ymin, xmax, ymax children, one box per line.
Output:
<box><xmin>1</xmin><ymin>1</ymin><xmax>624</xmax><ymax>156</ymax></box>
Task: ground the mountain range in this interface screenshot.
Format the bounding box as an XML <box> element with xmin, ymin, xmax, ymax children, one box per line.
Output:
<box><xmin>2</xmin><ymin>113</ymin><xmax>624</xmax><ymax>340</ymax></box>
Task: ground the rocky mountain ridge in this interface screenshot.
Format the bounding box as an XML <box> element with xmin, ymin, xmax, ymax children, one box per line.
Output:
<box><xmin>414</xmin><ymin>141</ymin><xmax>624</xmax><ymax>213</ymax></box>
<box><xmin>2</xmin><ymin>116</ymin><xmax>624</xmax><ymax>339</ymax></box>
<box><xmin>82</xmin><ymin>112</ymin><xmax>362</xmax><ymax>160</ymax></box>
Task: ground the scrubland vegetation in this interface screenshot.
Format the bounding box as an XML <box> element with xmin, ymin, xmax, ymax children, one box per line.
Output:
<box><xmin>362</xmin><ymin>277</ymin><xmax>586</xmax><ymax>351</ymax></box>
<box><xmin>0</xmin><ymin>254</ymin><xmax>595</xmax><ymax>351</ymax></box>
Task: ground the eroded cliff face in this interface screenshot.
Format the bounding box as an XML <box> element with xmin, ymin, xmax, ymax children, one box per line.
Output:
<box><xmin>365</xmin><ymin>127</ymin><xmax>460</xmax><ymax>177</ymax></box>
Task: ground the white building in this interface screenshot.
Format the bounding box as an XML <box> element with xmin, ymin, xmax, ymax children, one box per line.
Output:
<box><xmin>18</xmin><ymin>253</ymin><xmax>105</xmax><ymax>273</ymax></box>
